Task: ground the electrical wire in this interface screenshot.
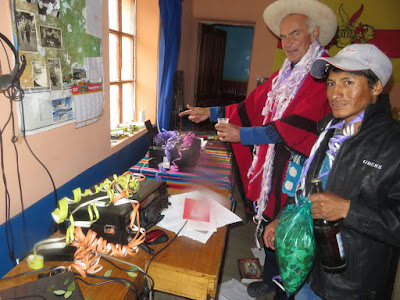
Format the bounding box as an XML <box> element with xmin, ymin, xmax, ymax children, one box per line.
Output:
<box><xmin>145</xmin><ymin>221</ymin><xmax>187</xmax><ymax>275</ymax></box>
<box><xmin>6</xmin><ymin>85</ymin><xmax>28</xmax><ymax>251</ymax></box>
<box><xmin>11</xmin><ymin>0</ymin><xmax>58</xmax><ymax>211</ymax></box>
<box><xmin>0</xmin><ymin>34</ymin><xmax>20</xmax><ymax>265</ymax></box>
<box><xmin>77</xmin><ymin>273</ymin><xmax>142</xmax><ymax>300</ymax></box>
<box><xmin>0</xmin><ymin>111</ymin><xmax>15</xmax><ymax>264</ymax></box>
<box><xmin>142</xmin><ymin>220</ymin><xmax>187</xmax><ymax>298</ymax></box>
<box><xmin>0</xmin><ymin>267</ymin><xmax>54</xmax><ymax>281</ymax></box>
<box><xmin>0</xmin><ymin>0</ymin><xmax>60</xmax><ymax>265</ymax></box>
<box><xmin>101</xmin><ymin>254</ymin><xmax>155</xmax><ymax>290</ymax></box>
<box><xmin>0</xmin><ymin>266</ymin><xmax>139</xmax><ymax>300</ymax></box>
<box><xmin>15</xmin><ymin>0</ymin><xmax>58</xmax><ymax>231</ymax></box>
<box><xmin>1</xmin><ymin>295</ymin><xmax>46</xmax><ymax>300</ymax></box>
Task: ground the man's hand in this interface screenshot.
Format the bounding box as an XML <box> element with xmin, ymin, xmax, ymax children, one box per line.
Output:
<box><xmin>263</xmin><ymin>219</ymin><xmax>279</xmax><ymax>250</ymax></box>
<box><xmin>308</xmin><ymin>192</ymin><xmax>350</xmax><ymax>221</ymax></box>
<box><xmin>178</xmin><ymin>105</ymin><xmax>210</xmax><ymax>123</ymax></box>
<box><xmin>215</xmin><ymin>123</ymin><xmax>241</xmax><ymax>142</ymax></box>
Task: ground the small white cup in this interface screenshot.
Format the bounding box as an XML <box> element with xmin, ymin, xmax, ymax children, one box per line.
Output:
<box><xmin>217</xmin><ymin>118</ymin><xmax>229</xmax><ymax>124</ymax></box>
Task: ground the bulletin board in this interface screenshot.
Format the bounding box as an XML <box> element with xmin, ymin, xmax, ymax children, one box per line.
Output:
<box><xmin>11</xmin><ymin>0</ymin><xmax>104</xmax><ymax>134</ymax></box>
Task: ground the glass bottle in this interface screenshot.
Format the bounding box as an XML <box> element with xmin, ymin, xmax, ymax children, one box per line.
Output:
<box><xmin>310</xmin><ymin>178</ymin><xmax>346</xmax><ymax>272</ymax></box>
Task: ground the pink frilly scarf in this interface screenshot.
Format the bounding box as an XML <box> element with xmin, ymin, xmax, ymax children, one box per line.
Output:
<box><xmin>248</xmin><ymin>40</ymin><xmax>326</xmax><ymax>247</ymax></box>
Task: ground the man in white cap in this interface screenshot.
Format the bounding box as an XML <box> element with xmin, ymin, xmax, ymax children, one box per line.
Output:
<box><xmin>279</xmin><ymin>43</ymin><xmax>399</xmax><ymax>299</ymax></box>
<box><xmin>180</xmin><ymin>0</ymin><xmax>337</xmax><ymax>298</ymax></box>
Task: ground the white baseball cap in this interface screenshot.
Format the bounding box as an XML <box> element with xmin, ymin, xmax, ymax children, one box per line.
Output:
<box><xmin>311</xmin><ymin>43</ymin><xmax>393</xmax><ymax>86</ymax></box>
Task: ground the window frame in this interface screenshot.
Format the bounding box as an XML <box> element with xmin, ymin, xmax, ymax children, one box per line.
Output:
<box><xmin>108</xmin><ymin>0</ymin><xmax>136</xmax><ymax>129</ymax></box>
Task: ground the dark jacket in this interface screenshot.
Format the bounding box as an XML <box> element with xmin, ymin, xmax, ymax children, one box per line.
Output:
<box><xmin>305</xmin><ymin>95</ymin><xmax>400</xmax><ymax>300</ymax></box>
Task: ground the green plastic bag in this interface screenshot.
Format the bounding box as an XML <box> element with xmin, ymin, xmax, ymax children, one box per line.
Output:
<box><xmin>274</xmin><ymin>195</ymin><xmax>316</xmax><ymax>297</ymax></box>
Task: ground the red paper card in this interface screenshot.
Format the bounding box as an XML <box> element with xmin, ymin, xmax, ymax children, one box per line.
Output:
<box><xmin>183</xmin><ymin>198</ymin><xmax>210</xmax><ymax>222</ymax></box>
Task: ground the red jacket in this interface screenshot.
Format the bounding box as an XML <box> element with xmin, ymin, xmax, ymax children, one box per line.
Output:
<box><xmin>225</xmin><ymin>70</ymin><xmax>331</xmax><ymax>219</ymax></box>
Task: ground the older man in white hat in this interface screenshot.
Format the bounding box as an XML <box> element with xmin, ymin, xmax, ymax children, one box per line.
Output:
<box><xmin>180</xmin><ymin>2</ymin><xmax>337</xmax><ymax>298</ymax></box>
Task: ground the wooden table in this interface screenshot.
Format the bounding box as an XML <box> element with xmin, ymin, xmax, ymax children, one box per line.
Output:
<box><xmin>145</xmin><ymin>187</ymin><xmax>230</xmax><ymax>299</ymax></box>
<box><xmin>0</xmin><ymin>186</ymin><xmax>231</xmax><ymax>300</ymax></box>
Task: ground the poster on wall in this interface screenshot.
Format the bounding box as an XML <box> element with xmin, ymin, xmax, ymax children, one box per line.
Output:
<box><xmin>12</xmin><ymin>0</ymin><xmax>104</xmax><ymax>135</ymax></box>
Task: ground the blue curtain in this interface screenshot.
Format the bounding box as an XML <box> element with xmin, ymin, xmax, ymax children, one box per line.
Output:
<box><xmin>157</xmin><ymin>0</ymin><xmax>182</xmax><ymax>131</ymax></box>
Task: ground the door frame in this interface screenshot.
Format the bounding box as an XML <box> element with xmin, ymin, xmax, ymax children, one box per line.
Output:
<box><xmin>193</xmin><ymin>19</ymin><xmax>255</xmax><ymax>106</ymax></box>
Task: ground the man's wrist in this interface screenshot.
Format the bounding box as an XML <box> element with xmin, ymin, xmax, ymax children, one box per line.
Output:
<box><xmin>342</xmin><ymin>199</ymin><xmax>351</xmax><ymax>219</ymax></box>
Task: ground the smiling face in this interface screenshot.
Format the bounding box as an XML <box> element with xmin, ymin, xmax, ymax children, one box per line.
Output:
<box><xmin>326</xmin><ymin>70</ymin><xmax>382</xmax><ymax>124</ymax></box>
<box><xmin>280</xmin><ymin>14</ymin><xmax>319</xmax><ymax>63</ymax></box>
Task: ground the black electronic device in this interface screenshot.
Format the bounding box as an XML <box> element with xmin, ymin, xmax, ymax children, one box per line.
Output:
<box><xmin>18</xmin><ymin>245</ymin><xmax>77</xmax><ymax>262</ymax></box>
<box><xmin>145</xmin><ymin>119</ymin><xmax>159</xmax><ymax>144</ymax></box>
<box><xmin>0</xmin><ymin>271</ymin><xmax>84</xmax><ymax>300</ymax></box>
<box><xmin>0</xmin><ymin>32</ymin><xmax>26</xmax><ymax>91</ymax></box>
<box><xmin>36</xmin><ymin>245</ymin><xmax>77</xmax><ymax>261</ymax></box>
<box><xmin>61</xmin><ymin>179</ymin><xmax>170</xmax><ymax>245</ymax></box>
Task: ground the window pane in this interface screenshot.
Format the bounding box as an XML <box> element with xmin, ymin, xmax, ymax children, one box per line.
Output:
<box><xmin>122</xmin><ymin>0</ymin><xmax>134</xmax><ymax>34</ymax></box>
<box><xmin>110</xmin><ymin>84</ymin><xmax>121</xmax><ymax>129</ymax></box>
<box><xmin>109</xmin><ymin>33</ymin><xmax>120</xmax><ymax>81</ymax></box>
<box><xmin>122</xmin><ymin>83</ymin><xmax>135</xmax><ymax>123</ymax></box>
<box><xmin>108</xmin><ymin>0</ymin><xmax>119</xmax><ymax>31</ymax></box>
<box><xmin>121</xmin><ymin>37</ymin><xmax>133</xmax><ymax>80</ymax></box>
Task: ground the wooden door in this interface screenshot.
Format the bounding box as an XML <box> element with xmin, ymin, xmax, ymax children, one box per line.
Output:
<box><xmin>195</xmin><ymin>24</ymin><xmax>227</xmax><ymax>107</ymax></box>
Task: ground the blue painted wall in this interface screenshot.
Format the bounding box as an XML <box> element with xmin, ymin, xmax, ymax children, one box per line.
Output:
<box><xmin>215</xmin><ymin>25</ymin><xmax>254</xmax><ymax>81</ymax></box>
<box><xmin>0</xmin><ymin>135</ymin><xmax>149</xmax><ymax>277</ymax></box>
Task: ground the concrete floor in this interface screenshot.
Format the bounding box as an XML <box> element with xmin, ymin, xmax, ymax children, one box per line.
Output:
<box><xmin>152</xmin><ymin>185</ymin><xmax>275</xmax><ymax>300</ymax></box>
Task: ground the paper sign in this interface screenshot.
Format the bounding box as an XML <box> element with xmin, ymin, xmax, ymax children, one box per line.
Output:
<box><xmin>183</xmin><ymin>198</ymin><xmax>210</xmax><ymax>222</ymax></box>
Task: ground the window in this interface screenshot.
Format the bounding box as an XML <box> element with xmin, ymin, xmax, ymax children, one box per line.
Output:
<box><xmin>108</xmin><ymin>0</ymin><xmax>136</xmax><ymax>129</ymax></box>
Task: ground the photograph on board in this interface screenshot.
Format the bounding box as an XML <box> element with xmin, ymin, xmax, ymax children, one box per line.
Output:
<box><xmin>15</xmin><ymin>10</ymin><xmax>38</xmax><ymax>52</ymax></box>
<box><xmin>40</xmin><ymin>25</ymin><xmax>62</xmax><ymax>49</ymax></box>
<box><xmin>32</xmin><ymin>61</ymin><xmax>48</xmax><ymax>88</ymax></box>
<box><xmin>47</xmin><ymin>57</ymin><xmax>62</xmax><ymax>91</ymax></box>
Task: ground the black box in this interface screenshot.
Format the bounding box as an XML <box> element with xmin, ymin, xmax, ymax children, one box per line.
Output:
<box><xmin>60</xmin><ymin>179</ymin><xmax>170</xmax><ymax>245</ymax></box>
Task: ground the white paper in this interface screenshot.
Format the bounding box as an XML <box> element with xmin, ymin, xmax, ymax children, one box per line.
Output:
<box><xmin>217</xmin><ymin>279</ymin><xmax>256</xmax><ymax>300</ymax></box>
<box><xmin>18</xmin><ymin>90</ymin><xmax>75</xmax><ymax>135</ymax></box>
<box><xmin>157</xmin><ymin>190</ymin><xmax>241</xmax><ymax>244</ymax></box>
<box><xmin>84</xmin><ymin>57</ymin><xmax>103</xmax><ymax>82</ymax></box>
<box><xmin>85</xmin><ymin>0</ymin><xmax>103</xmax><ymax>38</ymax></box>
<box><xmin>74</xmin><ymin>91</ymin><xmax>104</xmax><ymax>128</ymax></box>
<box><xmin>251</xmin><ymin>247</ymin><xmax>266</xmax><ymax>266</ymax></box>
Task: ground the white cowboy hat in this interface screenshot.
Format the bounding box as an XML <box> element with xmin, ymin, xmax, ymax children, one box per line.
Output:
<box><xmin>263</xmin><ymin>0</ymin><xmax>338</xmax><ymax>46</ymax></box>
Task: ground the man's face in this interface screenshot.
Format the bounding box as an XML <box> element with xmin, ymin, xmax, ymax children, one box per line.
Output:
<box><xmin>327</xmin><ymin>70</ymin><xmax>380</xmax><ymax>124</ymax></box>
<box><xmin>280</xmin><ymin>14</ymin><xmax>318</xmax><ymax>63</ymax></box>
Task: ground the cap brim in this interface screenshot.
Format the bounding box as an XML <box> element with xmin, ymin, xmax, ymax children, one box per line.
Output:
<box><xmin>311</xmin><ymin>57</ymin><xmax>370</xmax><ymax>79</ymax></box>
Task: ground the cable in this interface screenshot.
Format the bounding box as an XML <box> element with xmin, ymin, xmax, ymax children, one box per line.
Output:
<box><xmin>1</xmin><ymin>295</ymin><xmax>46</xmax><ymax>300</ymax></box>
<box><xmin>0</xmin><ymin>267</ymin><xmax>54</xmax><ymax>281</ymax></box>
<box><xmin>0</xmin><ymin>113</ymin><xmax>15</xmax><ymax>264</ymax></box>
<box><xmin>13</xmin><ymin>0</ymin><xmax>58</xmax><ymax>212</ymax></box>
<box><xmin>0</xmin><ymin>33</ymin><xmax>19</xmax><ymax>266</ymax></box>
<box><xmin>145</xmin><ymin>221</ymin><xmax>187</xmax><ymax>275</ymax></box>
<box><xmin>7</xmin><ymin>85</ymin><xmax>28</xmax><ymax>251</ymax></box>
<box><xmin>19</xmin><ymin>98</ymin><xmax>59</xmax><ymax>208</ymax></box>
<box><xmin>101</xmin><ymin>254</ymin><xmax>155</xmax><ymax>290</ymax></box>
<box><xmin>0</xmin><ymin>0</ymin><xmax>59</xmax><ymax>267</ymax></box>
<box><xmin>12</xmin><ymin>0</ymin><xmax>59</xmax><ymax>235</ymax></box>
<box><xmin>76</xmin><ymin>273</ymin><xmax>142</xmax><ymax>300</ymax></box>
<box><xmin>140</xmin><ymin>220</ymin><xmax>187</xmax><ymax>299</ymax></box>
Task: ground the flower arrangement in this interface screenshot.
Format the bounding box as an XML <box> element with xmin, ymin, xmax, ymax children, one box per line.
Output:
<box><xmin>149</xmin><ymin>131</ymin><xmax>200</xmax><ymax>171</ymax></box>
